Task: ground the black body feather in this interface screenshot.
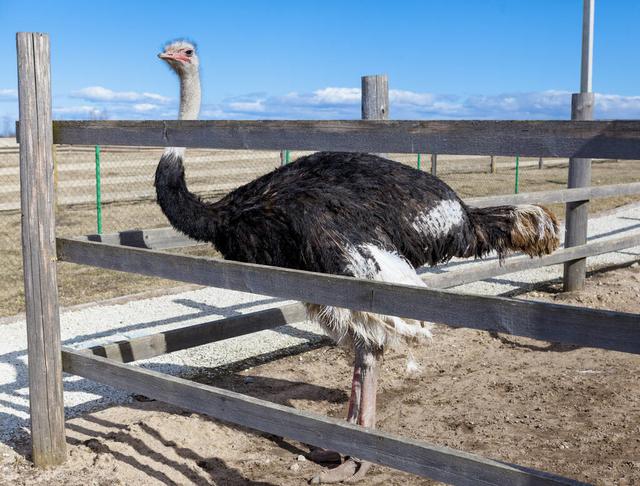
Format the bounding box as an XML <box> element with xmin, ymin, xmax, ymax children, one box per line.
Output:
<box><xmin>155</xmin><ymin>151</ymin><xmax>557</xmax><ymax>277</ymax></box>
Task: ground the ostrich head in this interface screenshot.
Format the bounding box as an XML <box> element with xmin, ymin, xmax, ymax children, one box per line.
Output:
<box><xmin>158</xmin><ymin>40</ymin><xmax>199</xmax><ymax>76</ymax></box>
<box><xmin>158</xmin><ymin>39</ymin><xmax>201</xmax><ymax>120</ymax></box>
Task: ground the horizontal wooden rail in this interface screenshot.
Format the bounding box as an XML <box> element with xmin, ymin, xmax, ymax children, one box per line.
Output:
<box><xmin>466</xmin><ymin>182</ymin><xmax>640</xmax><ymax>208</ymax></box>
<box><xmin>40</xmin><ymin>119</ymin><xmax>640</xmax><ymax>158</ymax></box>
<box><xmin>57</xmin><ymin>238</ymin><xmax>640</xmax><ymax>354</ymax></box>
<box><xmin>425</xmin><ymin>232</ymin><xmax>640</xmax><ymax>289</ymax></box>
<box><xmin>61</xmin><ymin>348</ymin><xmax>585</xmax><ymax>485</ymax></box>
<box><xmin>80</xmin><ymin>227</ymin><xmax>202</xmax><ymax>250</ymax></box>
<box><xmin>78</xmin><ymin>303</ymin><xmax>307</xmax><ymax>362</ymax></box>
<box><xmin>72</xmin><ymin>231</ymin><xmax>639</xmax><ymax>364</ymax></box>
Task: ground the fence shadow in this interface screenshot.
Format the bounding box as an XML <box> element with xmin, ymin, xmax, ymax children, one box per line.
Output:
<box><xmin>0</xmin><ymin>296</ymin><xmax>325</xmax><ymax>450</ymax></box>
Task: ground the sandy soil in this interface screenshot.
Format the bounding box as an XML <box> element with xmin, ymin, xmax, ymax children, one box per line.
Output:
<box><xmin>1</xmin><ymin>264</ymin><xmax>639</xmax><ymax>485</ymax></box>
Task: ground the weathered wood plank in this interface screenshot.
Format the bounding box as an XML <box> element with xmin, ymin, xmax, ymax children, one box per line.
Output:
<box><xmin>362</xmin><ymin>74</ymin><xmax>388</xmax><ymax>158</ymax></box>
<box><xmin>466</xmin><ymin>181</ymin><xmax>640</xmax><ymax>208</ymax></box>
<box><xmin>17</xmin><ymin>32</ymin><xmax>67</xmax><ymax>466</ymax></box>
<box><xmin>71</xmin><ymin>231</ymin><xmax>640</xmax><ymax>364</ymax></box>
<box><xmin>78</xmin><ymin>226</ymin><xmax>202</xmax><ymax>250</ymax></box>
<box><xmin>57</xmin><ymin>238</ymin><xmax>640</xmax><ymax>354</ymax></box>
<box><xmin>78</xmin><ymin>303</ymin><xmax>308</xmax><ymax>362</ymax></box>
<box><xmin>424</xmin><ymin>233</ymin><xmax>640</xmax><ymax>289</ymax></box>
<box><xmin>361</xmin><ymin>75</ymin><xmax>389</xmax><ymax>120</ymax></box>
<box><xmin>564</xmin><ymin>92</ymin><xmax>595</xmax><ymax>291</ymax></box>
<box><xmin>61</xmin><ymin>348</ymin><xmax>585</xmax><ymax>485</ymax></box>
<box><xmin>46</xmin><ymin>120</ymin><xmax>640</xmax><ymax>159</ymax></box>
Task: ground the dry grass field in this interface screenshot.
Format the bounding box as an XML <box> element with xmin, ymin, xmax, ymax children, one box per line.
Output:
<box><xmin>0</xmin><ymin>145</ymin><xmax>638</xmax><ymax>317</ymax></box>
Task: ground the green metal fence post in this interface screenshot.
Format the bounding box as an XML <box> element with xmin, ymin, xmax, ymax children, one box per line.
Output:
<box><xmin>95</xmin><ymin>145</ymin><xmax>102</xmax><ymax>234</ymax></box>
<box><xmin>280</xmin><ymin>149</ymin><xmax>291</xmax><ymax>166</ymax></box>
<box><xmin>514</xmin><ymin>155</ymin><xmax>520</xmax><ymax>194</ymax></box>
<box><xmin>417</xmin><ymin>153</ymin><xmax>421</xmax><ymax>170</ymax></box>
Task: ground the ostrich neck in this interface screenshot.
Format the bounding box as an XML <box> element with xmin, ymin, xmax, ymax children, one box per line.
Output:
<box><xmin>155</xmin><ymin>67</ymin><xmax>222</xmax><ymax>244</ymax></box>
<box><xmin>178</xmin><ymin>71</ymin><xmax>201</xmax><ymax>120</ymax></box>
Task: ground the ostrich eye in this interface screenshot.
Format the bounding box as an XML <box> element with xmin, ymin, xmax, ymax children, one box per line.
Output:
<box><xmin>185</xmin><ymin>50</ymin><xmax>193</xmax><ymax>56</ymax></box>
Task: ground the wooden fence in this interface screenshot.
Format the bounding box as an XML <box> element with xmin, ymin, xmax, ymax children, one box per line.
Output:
<box><xmin>16</xmin><ymin>32</ymin><xmax>640</xmax><ymax>484</ymax></box>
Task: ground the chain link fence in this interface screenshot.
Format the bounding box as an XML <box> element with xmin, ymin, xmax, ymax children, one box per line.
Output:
<box><xmin>0</xmin><ymin>139</ymin><xmax>638</xmax><ymax>317</ymax></box>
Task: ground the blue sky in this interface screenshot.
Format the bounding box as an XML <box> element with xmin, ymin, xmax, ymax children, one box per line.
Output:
<box><xmin>1</xmin><ymin>0</ymin><xmax>639</xmax><ymax>133</ymax></box>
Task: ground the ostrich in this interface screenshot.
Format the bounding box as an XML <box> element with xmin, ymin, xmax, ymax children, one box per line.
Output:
<box><xmin>156</xmin><ymin>40</ymin><xmax>560</xmax><ymax>483</ymax></box>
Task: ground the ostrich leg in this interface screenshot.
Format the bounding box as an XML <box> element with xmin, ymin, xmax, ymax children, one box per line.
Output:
<box><xmin>310</xmin><ymin>346</ymin><xmax>381</xmax><ymax>484</ymax></box>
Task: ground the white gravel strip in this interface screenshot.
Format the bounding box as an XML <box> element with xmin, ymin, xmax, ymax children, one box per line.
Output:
<box><xmin>0</xmin><ymin>203</ymin><xmax>638</xmax><ymax>444</ymax></box>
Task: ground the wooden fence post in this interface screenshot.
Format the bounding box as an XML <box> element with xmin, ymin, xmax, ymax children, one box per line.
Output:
<box><xmin>563</xmin><ymin>93</ymin><xmax>594</xmax><ymax>291</ymax></box>
<box><xmin>538</xmin><ymin>156</ymin><xmax>543</xmax><ymax>169</ymax></box>
<box><xmin>361</xmin><ymin>74</ymin><xmax>388</xmax><ymax>121</ymax></box>
<box><xmin>361</xmin><ymin>74</ymin><xmax>388</xmax><ymax>157</ymax></box>
<box><xmin>563</xmin><ymin>0</ymin><xmax>595</xmax><ymax>292</ymax></box>
<box><xmin>490</xmin><ymin>155</ymin><xmax>496</xmax><ymax>174</ymax></box>
<box><xmin>16</xmin><ymin>32</ymin><xmax>67</xmax><ymax>466</ymax></box>
<box><xmin>431</xmin><ymin>153</ymin><xmax>438</xmax><ymax>176</ymax></box>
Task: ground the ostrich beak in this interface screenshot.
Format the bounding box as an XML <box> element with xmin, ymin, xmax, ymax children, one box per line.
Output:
<box><xmin>158</xmin><ymin>52</ymin><xmax>189</xmax><ymax>63</ymax></box>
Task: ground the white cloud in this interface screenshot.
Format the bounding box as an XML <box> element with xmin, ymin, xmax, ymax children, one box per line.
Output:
<box><xmin>312</xmin><ymin>87</ymin><xmax>361</xmax><ymax>105</ymax></box>
<box><xmin>0</xmin><ymin>89</ymin><xmax>18</xmax><ymax>101</ymax></box>
<box><xmin>595</xmin><ymin>93</ymin><xmax>640</xmax><ymax>118</ymax></box>
<box><xmin>71</xmin><ymin>86</ymin><xmax>171</xmax><ymax>104</ymax></box>
<box><xmin>132</xmin><ymin>103</ymin><xmax>162</xmax><ymax>113</ymax></box>
<box><xmin>228</xmin><ymin>100</ymin><xmax>266</xmax><ymax>112</ymax></box>
<box><xmin>462</xmin><ymin>90</ymin><xmax>571</xmax><ymax>118</ymax></box>
<box><xmin>53</xmin><ymin>105</ymin><xmax>106</xmax><ymax>117</ymax></box>
<box><xmin>13</xmin><ymin>83</ymin><xmax>633</xmax><ymax>122</ymax></box>
<box><xmin>198</xmin><ymin>87</ymin><xmax>640</xmax><ymax>120</ymax></box>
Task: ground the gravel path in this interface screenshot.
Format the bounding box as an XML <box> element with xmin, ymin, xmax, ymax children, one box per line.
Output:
<box><xmin>0</xmin><ymin>203</ymin><xmax>638</xmax><ymax>446</ymax></box>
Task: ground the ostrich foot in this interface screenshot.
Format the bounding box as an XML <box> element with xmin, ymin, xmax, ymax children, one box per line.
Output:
<box><xmin>309</xmin><ymin>458</ymin><xmax>372</xmax><ymax>484</ymax></box>
<box><xmin>309</xmin><ymin>346</ymin><xmax>379</xmax><ymax>484</ymax></box>
<box><xmin>307</xmin><ymin>447</ymin><xmax>342</xmax><ymax>464</ymax></box>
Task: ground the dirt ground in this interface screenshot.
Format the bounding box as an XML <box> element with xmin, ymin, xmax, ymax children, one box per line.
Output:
<box><xmin>2</xmin><ymin>263</ymin><xmax>639</xmax><ymax>485</ymax></box>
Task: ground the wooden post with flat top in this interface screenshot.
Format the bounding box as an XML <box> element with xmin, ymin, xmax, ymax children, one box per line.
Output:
<box><xmin>16</xmin><ymin>32</ymin><xmax>67</xmax><ymax>466</ymax></box>
<box><xmin>563</xmin><ymin>0</ymin><xmax>595</xmax><ymax>291</ymax></box>
<box><xmin>361</xmin><ymin>74</ymin><xmax>388</xmax><ymax>157</ymax></box>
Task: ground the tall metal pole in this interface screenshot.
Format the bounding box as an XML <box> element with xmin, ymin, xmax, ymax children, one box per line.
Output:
<box><xmin>580</xmin><ymin>0</ymin><xmax>595</xmax><ymax>94</ymax></box>
<box><xmin>563</xmin><ymin>0</ymin><xmax>595</xmax><ymax>291</ymax></box>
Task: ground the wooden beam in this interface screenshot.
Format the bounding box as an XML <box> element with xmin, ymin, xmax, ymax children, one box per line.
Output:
<box><xmin>424</xmin><ymin>233</ymin><xmax>640</xmax><ymax>289</ymax></box>
<box><xmin>77</xmin><ymin>226</ymin><xmax>202</xmax><ymax>250</ymax></box>
<box><xmin>564</xmin><ymin>93</ymin><xmax>595</xmax><ymax>291</ymax></box>
<box><xmin>77</xmin><ymin>303</ymin><xmax>307</xmax><ymax>363</ymax></box>
<box><xmin>71</xmin><ymin>231</ymin><xmax>640</xmax><ymax>364</ymax></box>
<box><xmin>46</xmin><ymin>120</ymin><xmax>640</xmax><ymax>159</ymax></box>
<box><xmin>61</xmin><ymin>349</ymin><xmax>585</xmax><ymax>485</ymax></box>
<box><xmin>362</xmin><ymin>74</ymin><xmax>388</xmax><ymax>158</ymax></box>
<box><xmin>466</xmin><ymin>181</ymin><xmax>640</xmax><ymax>208</ymax></box>
<box><xmin>361</xmin><ymin>75</ymin><xmax>389</xmax><ymax>120</ymax></box>
<box><xmin>57</xmin><ymin>238</ymin><xmax>640</xmax><ymax>354</ymax></box>
<box><xmin>16</xmin><ymin>32</ymin><xmax>67</xmax><ymax>466</ymax></box>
